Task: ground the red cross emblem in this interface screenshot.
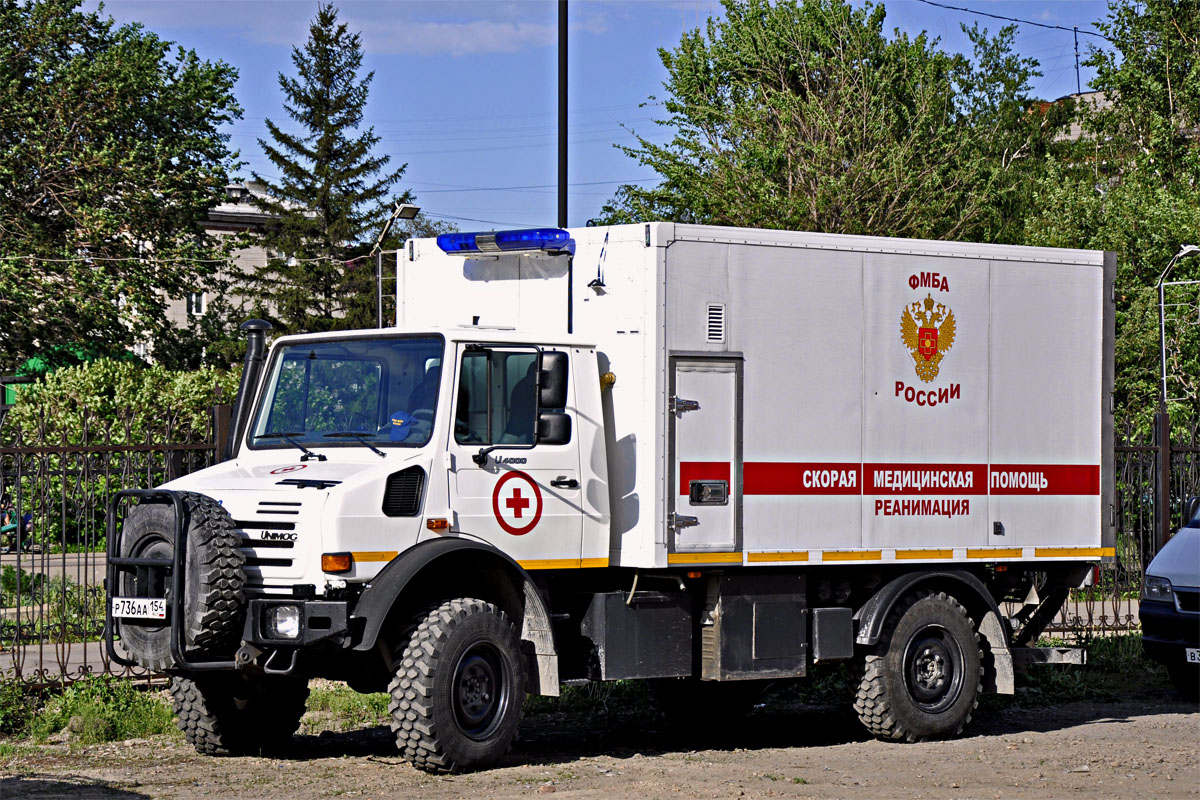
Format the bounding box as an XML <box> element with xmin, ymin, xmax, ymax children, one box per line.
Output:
<box><xmin>491</xmin><ymin>470</ymin><xmax>543</xmax><ymax>535</ymax></box>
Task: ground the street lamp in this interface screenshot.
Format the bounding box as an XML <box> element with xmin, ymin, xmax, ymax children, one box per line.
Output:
<box><xmin>1157</xmin><ymin>244</ymin><xmax>1200</xmax><ymax>411</ymax></box>
<box><xmin>1155</xmin><ymin>244</ymin><xmax>1199</xmax><ymax>551</ymax></box>
<box><xmin>371</xmin><ymin>202</ymin><xmax>420</xmax><ymax>328</ymax></box>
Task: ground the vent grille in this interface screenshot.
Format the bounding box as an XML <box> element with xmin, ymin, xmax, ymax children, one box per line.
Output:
<box><xmin>706</xmin><ymin>303</ymin><xmax>726</xmax><ymax>343</ymax></box>
<box><xmin>383</xmin><ymin>467</ymin><xmax>425</xmax><ymax>517</ymax></box>
<box><xmin>1177</xmin><ymin>588</ymin><xmax>1199</xmax><ymax>613</ymax></box>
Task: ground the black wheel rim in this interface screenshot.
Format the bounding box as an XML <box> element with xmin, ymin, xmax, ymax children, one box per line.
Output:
<box><xmin>902</xmin><ymin>624</ymin><xmax>964</xmax><ymax>713</ymax></box>
<box><xmin>452</xmin><ymin>642</ymin><xmax>510</xmax><ymax>741</ymax></box>
<box><xmin>127</xmin><ymin>535</ymin><xmax>172</xmax><ymax>629</ymax></box>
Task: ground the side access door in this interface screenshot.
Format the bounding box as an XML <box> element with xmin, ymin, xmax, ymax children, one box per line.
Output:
<box><xmin>444</xmin><ymin>344</ymin><xmax>583</xmax><ymax>568</ymax></box>
<box><xmin>670</xmin><ymin>356</ymin><xmax>742</xmax><ymax>555</ymax></box>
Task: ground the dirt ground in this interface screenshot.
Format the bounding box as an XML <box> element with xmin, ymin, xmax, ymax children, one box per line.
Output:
<box><xmin>2</xmin><ymin>693</ymin><xmax>1197</xmax><ymax>800</ymax></box>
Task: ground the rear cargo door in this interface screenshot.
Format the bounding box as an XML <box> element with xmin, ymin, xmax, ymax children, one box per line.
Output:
<box><xmin>670</xmin><ymin>357</ymin><xmax>741</xmax><ymax>553</ymax></box>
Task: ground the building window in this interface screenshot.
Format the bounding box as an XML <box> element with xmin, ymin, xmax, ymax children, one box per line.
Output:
<box><xmin>187</xmin><ymin>292</ymin><xmax>206</xmax><ymax>317</ymax></box>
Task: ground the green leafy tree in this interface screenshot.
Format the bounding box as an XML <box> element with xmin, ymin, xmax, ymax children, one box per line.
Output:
<box><xmin>1024</xmin><ymin>0</ymin><xmax>1200</xmax><ymax>430</ymax></box>
<box><xmin>250</xmin><ymin>3</ymin><xmax>417</xmax><ymax>334</ymax></box>
<box><xmin>598</xmin><ymin>0</ymin><xmax>1054</xmax><ymax>243</ymax></box>
<box><xmin>0</xmin><ymin>0</ymin><xmax>242</xmax><ymax>372</ymax></box>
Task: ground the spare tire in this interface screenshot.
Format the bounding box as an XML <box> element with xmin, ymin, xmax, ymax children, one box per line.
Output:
<box><xmin>116</xmin><ymin>492</ymin><xmax>245</xmax><ymax>671</ymax></box>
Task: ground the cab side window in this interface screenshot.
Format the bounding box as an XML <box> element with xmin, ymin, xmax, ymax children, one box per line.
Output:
<box><xmin>455</xmin><ymin>350</ymin><xmax>539</xmax><ymax>445</ymax></box>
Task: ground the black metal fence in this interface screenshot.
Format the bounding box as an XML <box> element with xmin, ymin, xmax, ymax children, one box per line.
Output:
<box><xmin>1</xmin><ymin>409</ymin><xmax>1197</xmax><ymax>685</ymax></box>
<box><xmin>0</xmin><ymin>407</ymin><xmax>223</xmax><ymax>686</ymax></box>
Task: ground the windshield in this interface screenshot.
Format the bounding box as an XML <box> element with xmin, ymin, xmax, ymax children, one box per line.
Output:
<box><xmin>249</xmin><ymin>335</ymin><xmax>444</xmax><ymax>450</ymax></box>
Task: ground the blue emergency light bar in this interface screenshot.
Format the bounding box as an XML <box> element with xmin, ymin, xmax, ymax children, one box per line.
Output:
<box><xmin>436</xmin><ymin>228</ymin><xmax>575</xmax><ymax>256</ymax></box>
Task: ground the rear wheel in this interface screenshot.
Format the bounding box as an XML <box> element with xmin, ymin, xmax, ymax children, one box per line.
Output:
<box><xmin>171</xmin><ymin>672</ymin><xmax>310</xmax><ymax>756</ymax></box>
<box><xmin>854</xmin><ymin>591</ymin><xmax>982</xmax><ymax>741</ymax></box>
<box><xmin>117</xmin><ymin>492</ymin><xmax>245</xmax><ymax>671</ymax></box>
<box><xmin>388</xmin><ymin>598</ymin><xmax>524</xmax><ymax>773</ymax></box>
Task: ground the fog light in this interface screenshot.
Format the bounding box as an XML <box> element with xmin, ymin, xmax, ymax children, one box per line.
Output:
<box><xmin>265</xmin><ymin>605</ymin><xmax>301</xmax><ymax>639</ymax></box>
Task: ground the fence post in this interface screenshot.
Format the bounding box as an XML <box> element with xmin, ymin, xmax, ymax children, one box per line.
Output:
<box><xmin>212</xmin><ymin>404</ymin><xmax>231</xmax><ymax>463</ymax></box>
<box><xmin>1156</xmin><ymin>410</ymin><xmax>1172</xmax><ymax>552</ymax></box>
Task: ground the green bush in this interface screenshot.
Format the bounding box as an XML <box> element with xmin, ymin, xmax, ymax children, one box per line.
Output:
<box><xmin>0</xmin><ymin>680</ymin><xmax>39</xmax><ymax>736</ymax></box>
<box><xmin>28</xmin><ymin>677</ymin><xmax>175</xmax><ymax>745</ymax></box>
<box><xmin>7</xmin><ymin>359</ymin><xmax>241</xmax><ymax>442</ymax></box>
<box><xmin>0</xmin><ymin>565</ymin><xmax>105</xmax><ymax>645</ymax></box>
<box><xmin>2</xmin><ymin>359</ymin><xmax>241</xmax><ymax>552</ymax></box>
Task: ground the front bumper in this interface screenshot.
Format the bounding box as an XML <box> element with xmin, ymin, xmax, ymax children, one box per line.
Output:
<box><xmin>1140</xmin><ymin>596</ymin><xmax>1200</xmax><ymax>665</ymax></box>
<box><xmin>244</xmin><ymin>598</ymin><xmax>350</xmax><ymax>647</ymax></box>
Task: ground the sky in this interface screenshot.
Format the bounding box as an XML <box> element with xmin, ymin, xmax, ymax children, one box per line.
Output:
<box><xmin>87</xmin><ymin>0</ymin><xmax>1116</xmax><ymax>232</ymax></box>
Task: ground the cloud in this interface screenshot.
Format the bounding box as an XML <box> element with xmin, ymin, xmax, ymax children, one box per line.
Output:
<box><xmin>91</xmin><ymin>0</ymin><xmax>612</xmax><ymax>57</ymax></box>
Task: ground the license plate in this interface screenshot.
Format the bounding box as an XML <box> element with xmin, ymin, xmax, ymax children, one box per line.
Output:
<box><xmin>1187</xmin><ymin>648</ymin><xmax>1200</xmax><ymax>664</ymax></box>
<box><xmin>112</xmin><ymin>597</ymin><xmax>167</xmax><ymax>620</ymax></box>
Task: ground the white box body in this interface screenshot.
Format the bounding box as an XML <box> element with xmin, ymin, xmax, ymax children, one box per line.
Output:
<box><xmin>399</xmin><ymin>222</ymin><xmax>1115</xmax><ymax>570</ymax></box>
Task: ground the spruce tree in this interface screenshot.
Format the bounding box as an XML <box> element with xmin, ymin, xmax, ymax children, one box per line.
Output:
<box><xmin>251</xmin><ymin>3</ymin><xmax>407</xmax><ymax>333</ymax></box>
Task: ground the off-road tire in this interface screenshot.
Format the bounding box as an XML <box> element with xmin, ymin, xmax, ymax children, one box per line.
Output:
<box><xmin>117</xmin><ymin>492</ymin><xmax>245</xmax><ymax>671</ymax></box>
<box><xmin>853</xmin><ymin>590</ymin><xmax>982</xmax><ymax>742</ymax></box>
<box><xmin>388</xmin><ymin>598</ymin><xmax>525</xmax><ymax>773</ymax></box>
<box><xmin>171</xmin><ymin>673</ymin><xmax>310</xmax><ymax>756</ymax></box>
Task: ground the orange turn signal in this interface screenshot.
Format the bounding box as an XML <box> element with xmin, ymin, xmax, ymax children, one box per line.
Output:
<box><xmin>321</xmin><ymin>552</ymin><xmax>353</xmax><ymax>573</ymax></box>
<box><xmin>686</xmin><ymin>571</ymin><xmax>702</xmax><ymax>579</ymax></box>
<box><xmin>426</xmin><ymin>518</ymin><xmax>450</xmax><ymax>531</ymax></box>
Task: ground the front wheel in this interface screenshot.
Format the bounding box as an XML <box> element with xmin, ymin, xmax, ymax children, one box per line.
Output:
<box><xmin>388</xmin><ymin>598</ymin><xmax>525</xmax><ymax>773</ymax></box>
<box><xmin>853</xmin><ymin>590</ymin><xmax>982</xmax><ymax>742</ymax></box>
<box><xmin>171</xmin><ymin>672</ymin><xmax>310</xmax><ymax>756</ymax></box>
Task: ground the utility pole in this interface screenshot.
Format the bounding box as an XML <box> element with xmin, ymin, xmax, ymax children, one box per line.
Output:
<box><xmin>558</xmin><ymin>0</ymin><xmax>568</xmax><ymax>229</ymax></box>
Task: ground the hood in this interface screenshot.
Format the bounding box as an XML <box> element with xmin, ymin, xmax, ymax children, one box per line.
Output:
<box><xmin>162</xmin><ymin>451</ymin><xmax>423</xmax><ymax>496</ymax></box>
<box><xmin>1146</xmin><ymin>526</ymin><xmax>1200</xmax><ymax>590</ymax></box>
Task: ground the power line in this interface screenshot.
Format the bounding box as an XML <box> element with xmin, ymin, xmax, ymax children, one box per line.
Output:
<box><xmin>913</xmin><ymin>0</ymin><xmax>1110</xmax><ymax>40</ymax></box>
<box><xmin>914</xmin><ymin>0</ymin><xmax>1111</xmax><ymax>95</ymax></box>
<box><xmin>417</xmin><ymin>178</ymin><xmax>658</xmax><ymax>195</ymax></box>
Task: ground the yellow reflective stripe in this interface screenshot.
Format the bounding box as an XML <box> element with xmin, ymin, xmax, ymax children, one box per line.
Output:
<box><xmin>518</xmin><ymin>558</ymin><xmax>581</xmax><ymax>570</ymax></box>
<box><xmin>518</xmin><ymin>558</ymin><xmax>611</xmax><ymax>570</ymax></box>
<box><xmin>1035</xmin><ymin>547</ymin><xmax>1114</xmax><ymax>558</ymax></box>
<box><xmin>896</xmin><ymin>549</ymin><xmax>954</xmax><ymax>560</ymax></box>
<box><xmin>966</xmin><ymin>548</ymin><xmax>1022</xmax><ymax>559</ymax></box>
<box><xmin>747</xmin><ymin>551</ymin><xmax>809</xmax><ymax>563</ymax></box>
<box><xmin>668</xmin><ymin>552</ymin><xmax>742</xmax><ymax>565</ymax></box>
<box><xmin>822</xmin><ymin>550</ymin><xmax>882</xmax><ymax>561</ymax></box>
<box><xmin>352</xmin><ymin>551</ymin><xmax>398</xmax><ymax>563</ymax></box>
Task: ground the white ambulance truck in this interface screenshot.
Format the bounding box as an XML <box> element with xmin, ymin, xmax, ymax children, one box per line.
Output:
<box><xmin>106</xmin><ymin>222</ymin><xmax>1115</xmax><ymax>773</ymax></box>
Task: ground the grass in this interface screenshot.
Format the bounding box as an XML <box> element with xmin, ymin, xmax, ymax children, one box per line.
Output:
<box><xmin>0</xmin><ymin>676</ymin><xmax>177</xmax><ymax>745</ymax></box>
<box><xmin>300</xmin><ymin>683</ymin><xmax>390</xmax><ymax>733</ymax></box>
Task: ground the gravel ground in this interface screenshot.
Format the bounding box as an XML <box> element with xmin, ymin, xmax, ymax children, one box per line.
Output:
<box><xmin>2</xmin><ymin>693</ymin><xmax>1197</xmax><ymax>800</ymax></box>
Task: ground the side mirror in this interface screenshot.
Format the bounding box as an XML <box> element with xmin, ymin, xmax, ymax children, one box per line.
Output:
<box><xmin>1186</xmin><ymin>495</ymin><xmax>1200</xmax><ymax>525</ymax></box>
<box><xmin>539</xmin><ymin>351</ymin><xmax>569</xmax><ymax>409</ymax></box>
<box><xmin>537</xmin><ymin>412</ymin><xmax>571</xmax><ymax>446</ymax></box>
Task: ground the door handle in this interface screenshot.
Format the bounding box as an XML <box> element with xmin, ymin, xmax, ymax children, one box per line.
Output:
<box><xmin>551</xmin><ymin>477</ymin><xmax>579</xmax><ymax>489</ymax></box>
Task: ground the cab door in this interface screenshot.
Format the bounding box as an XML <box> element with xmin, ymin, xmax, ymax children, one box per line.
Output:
<box><xmin>445</xmin><ymin>344</ymin><xmax>583</xmax><ymax>567</ymax></box>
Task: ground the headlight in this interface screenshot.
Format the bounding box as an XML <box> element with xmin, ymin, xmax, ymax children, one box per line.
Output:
<box><xmin>265</xmin><ymin>605</ymin><xmax>301</xmax><ymax>639</ymax></box>
<box><xmin>1144</xmin><ymin>575</ymin><xmax>1174</xmax><ymax>601</ymax></box>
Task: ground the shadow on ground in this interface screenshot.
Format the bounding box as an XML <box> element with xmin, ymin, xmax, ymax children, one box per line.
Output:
<box><xmin>251</xmin><ymin>693</ymin><xmax>1197</xmax><ymax>769</ymax></box>
<box><xmin>0</xmin><ymin>775</ymin><xmax>151</xmax><ymax>799</ymax></box>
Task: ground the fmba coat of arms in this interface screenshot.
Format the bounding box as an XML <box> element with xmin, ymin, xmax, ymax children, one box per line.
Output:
<box><xmin>901</xmin><ymin>294</ymin><xmax>956</xmax><ymax>383</ymax></box>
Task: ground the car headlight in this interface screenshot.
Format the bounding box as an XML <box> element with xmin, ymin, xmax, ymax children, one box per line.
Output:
<box><xmin>1144</xmin><ymin>575</ymin><xmax>1174</xmax><ymax>601</ymax></box>
<box><xmin>265</xmin><ymin>604</ymin><xmax>301</xmax><ymax>639</ymax></box>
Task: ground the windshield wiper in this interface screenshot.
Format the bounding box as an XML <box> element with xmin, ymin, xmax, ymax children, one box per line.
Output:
<box><xmin>323</xmin><ymin>431</ymin><xmax>386</xmax><ymax>458</ymax></box>
<box><xmin>254</xmin><ymin>431</ymin><xmax>327</xmax><ymax>462</ymax></box>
